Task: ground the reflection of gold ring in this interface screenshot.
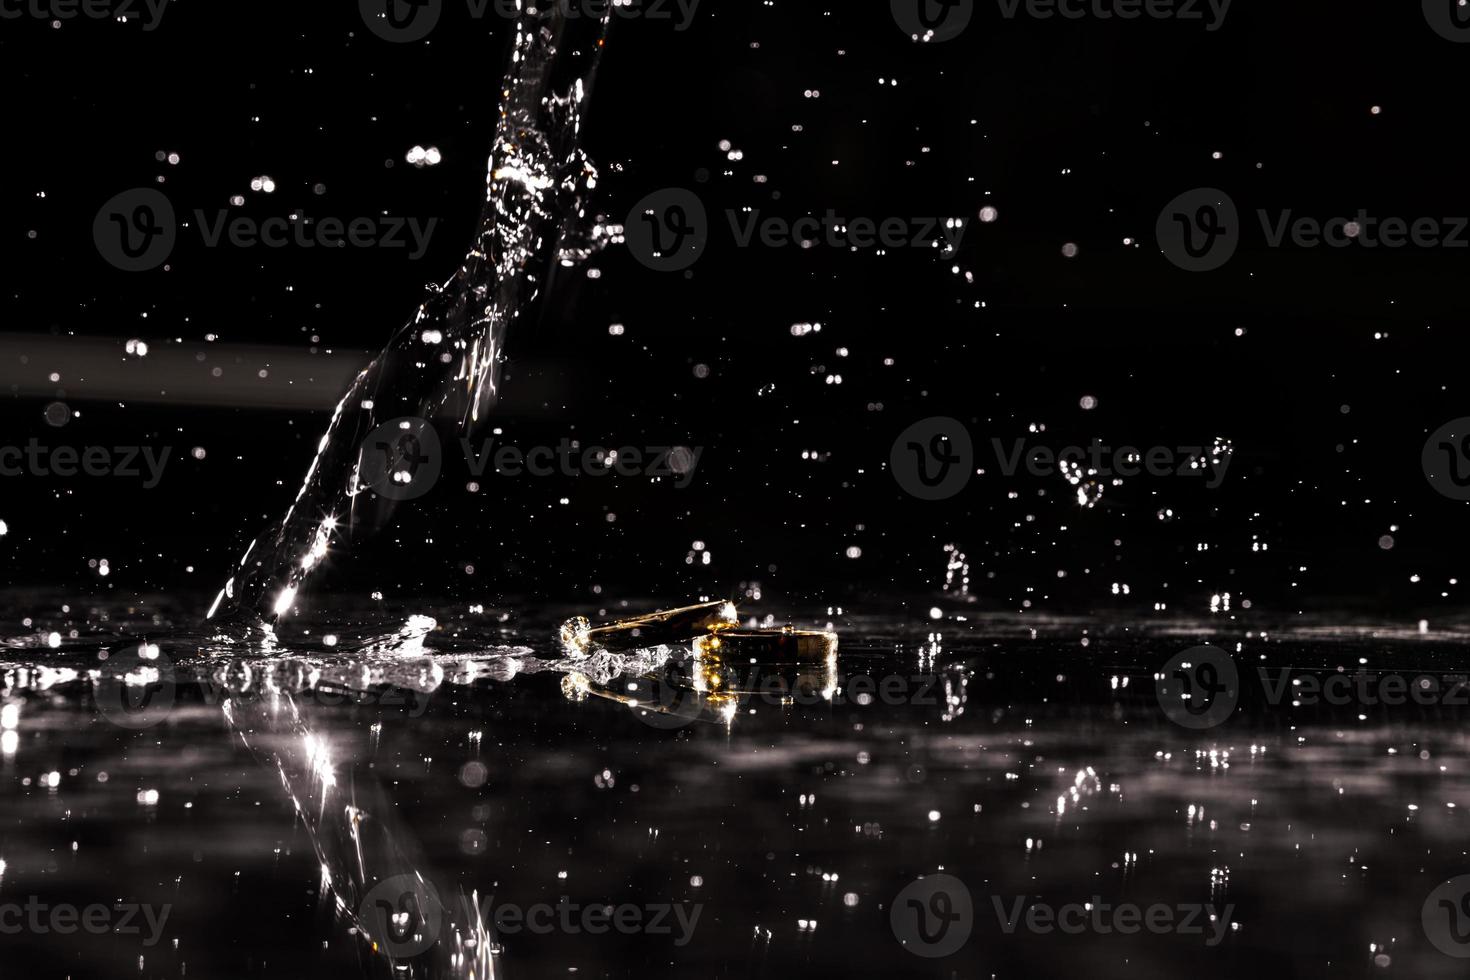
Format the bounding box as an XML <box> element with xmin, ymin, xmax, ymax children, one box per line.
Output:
<box><xmin>695</xmin><ymin>627</ymin><xmax>838</xmax><ymax>661</ymax></box>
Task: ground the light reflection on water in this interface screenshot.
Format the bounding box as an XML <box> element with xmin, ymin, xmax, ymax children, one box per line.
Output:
<box><xmin>2</xmin><ymin>604</ymin><xmax>1470</xmax><ymax>977</ymax></box>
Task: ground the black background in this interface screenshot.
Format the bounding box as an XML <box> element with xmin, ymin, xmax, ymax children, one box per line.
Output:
<box><xmin>2</xmin><ymin>0</ymin><xmax>1468</xmax><ymax>622</ymax></box>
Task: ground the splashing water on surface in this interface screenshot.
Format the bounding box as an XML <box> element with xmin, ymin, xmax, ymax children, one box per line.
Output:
<box><xmin>16</xmin><ymin>602</ymin><xmax>1470</xmax><ymax>977</ymax></box>
<box><xmin>183</xmin><ymin>12</ymin><xmax>613</xmax><ymax>974</ymax></box>
<box><xmin>207</xmin><ymin>6</ymin><xmax>612</xmax><ymax>638</ymax></box>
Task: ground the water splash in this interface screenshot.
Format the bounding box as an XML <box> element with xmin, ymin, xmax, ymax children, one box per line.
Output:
<box><xmin>208</xmin><ymin>5</ymin><xmax>612</xmax><ymax>635</ymax></box>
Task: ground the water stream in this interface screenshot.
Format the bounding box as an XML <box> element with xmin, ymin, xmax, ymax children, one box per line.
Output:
<box><xmin>181</xmin><ymin>10</ymin><xmax>616</xmax><ymax>975</ymax></box>
<box><xmin>206</xmin><ymin>5</ymin><xmax>611</xmax><ymax>637</ymax></box>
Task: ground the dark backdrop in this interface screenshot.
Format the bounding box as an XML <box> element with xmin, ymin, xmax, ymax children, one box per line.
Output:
<box><xmin>2</xmin><ymin>0</ymin><xmax>1466</xmax><ymax>621</ymax></box>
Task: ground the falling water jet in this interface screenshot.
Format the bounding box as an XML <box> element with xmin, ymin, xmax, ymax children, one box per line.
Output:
<box><xmin>207</xmin><ymin>5</ymin><xmax>613</xmax><ymax>638</ymax></box>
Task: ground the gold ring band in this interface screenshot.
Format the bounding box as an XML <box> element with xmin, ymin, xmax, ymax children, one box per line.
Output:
<box><xmin>695</xmin><ymin>628</ymin><xmax>838</xmax><ymax>661</ymax></box>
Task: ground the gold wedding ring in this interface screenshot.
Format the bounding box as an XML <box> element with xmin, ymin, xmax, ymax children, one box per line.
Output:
<box><xmin>559</xmin><ymin>599</ymin><xmax>738</xmax><ymax>655</ymax></box>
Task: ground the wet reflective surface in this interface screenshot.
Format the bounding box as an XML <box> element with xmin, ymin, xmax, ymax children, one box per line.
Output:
<box><xmin>5</xmin><ymin>599</ymin><xmax>1470</xmax><ymax>977</ymax></box>
<box><xmin>9</xmin><ymin>2</ymin><xmax>1470</xmax><ymax>979</ymax></box>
